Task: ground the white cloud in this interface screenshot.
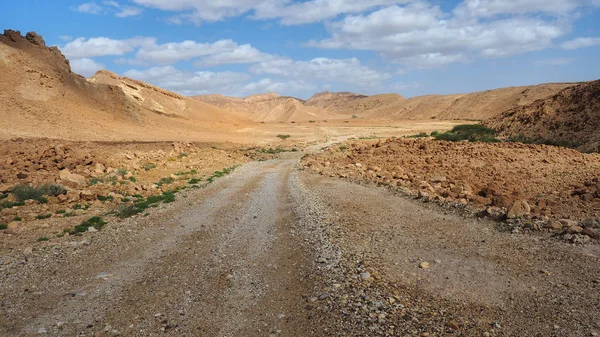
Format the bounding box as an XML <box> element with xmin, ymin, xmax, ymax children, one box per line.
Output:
<box><xmin>58</xmin><ymin>35</ymin><xmax>73</xmax><ymax>41</ymax></box>
<box><xmin>561</xmin><ymin>37</ymin><xmax>600</xmax><ymax>49</ymax></box>
<box><xmin>70</xmin><ymin>58</ymin><xmax>105</xmax><ymax>77</ymax></box>
<box><xmin>124</xmin><ymin>66</ymin><xmax>250</xmax><ymax>94</ymax></box>
<box><xmin>130</xmin><ymin>0</ymin><xmax>412</xmax><ymax>25</ymax></box>
<box><xmin>61</xmin><ymin>37</ymin><xmax>155</xmax><ymax>58</ymax></box>
<box><xmin>250</xmin><ymin>57</ymin><xmax>390</xmax><ymax>87</ymax></box>
<box><xmin>135</xmin><ymin>39</ymin><xmax>238</xmax><ymax>64</ymax></box>
<box><xmin>453</xmin><ymin>0</ymin><xmax>590</xmax><ymax>18</ymax></box>
<box><xmin>242</xmin><ymin>78</ymin><xmax>317</xmax><ymax>94</ymax></box>
<box><xmin>194</xmin><ymin>44</ymin><xmax>277</xmax><ymax>67</ymax></box>
<box><xmin>73</xmin><ymin>1</ymin><xmax>142</xmax><ymax>18</ymax></box>
<box><xmin>308</xmin><ymin>3</ymin><xmax>568</xmax><ymax>67</ymax></box>
<box><xmin>252</xmin><ymin>0</ymin><xmax>406</xmax><ymax>25</ymax></box>
<box><xmin>534</xmin><ymin>58</ymin><xmax>574</xmax><ymax>66</ymax></box>
<box><xmin>75</xmin><ymin>2</ymin><xmax>104</xmax><ymax>14</ymax></box>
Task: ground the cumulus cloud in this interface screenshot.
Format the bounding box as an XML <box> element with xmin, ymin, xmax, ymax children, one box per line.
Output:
<box><xmin>124</xmin><ymin>66</ymin><xmax>250</xmax><ymax>94</ymax></box>
<box><xmin>308</xmin><ymin>3</ymin><xmax>568</xmax><ymax>67</ymax></box>
<box><xmin>70</xmin><ymin>58</ymin><xmax>106</xmax><ymax>77</ymax></box>
<box><xmin>242</xmin><ymin>78</ymin><xmax>317</xmax><ymax>94</ymax></box>
<box><xmin>61</xmin><ymin>37</ymin><xmax>155</xmax><ymax>58</ymax></box>
<box><xmin>561</xmin><ymin>37</ymin><xmax>600</xmax><ymax>49</ymax></box>
<box><xmin>453</xmin><ymin>0</ymin><xmax>592</xmax><ymax>18</ymax></box>
<box><xmin>194</xmin><ymin>44</ymin><xmax>278</xmax><ymax>67</ymax></box>
<box><xmin>135</xmin><ymin>39</ymin><xmax>238</xmax><ymax>64</ymax></box>
<box><xmin>250</xmin><ymin>57</ymin><xmax>390</xmax><ymax>87</ymax></box>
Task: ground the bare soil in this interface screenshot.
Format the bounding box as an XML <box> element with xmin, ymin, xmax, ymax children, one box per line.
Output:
<box><xmin>1</xmin><ymin>147</ymin><xmax>599</xmax><ymax>337</ymax></box>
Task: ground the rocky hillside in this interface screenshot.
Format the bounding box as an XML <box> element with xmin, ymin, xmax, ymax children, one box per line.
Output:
<box><xmin>0</xmin><ymin>30</ymin><xmax>250</xmax><ymax>142</ymax></box>
<box><xmin>485</xmin><ymin>80</ymin><xmax>600</xmax><ymax>153</ymax></box>
<box><xmin>304</xmin><ymin>91</ymin><xmax>369</xmax><ymax>111</ymax></box>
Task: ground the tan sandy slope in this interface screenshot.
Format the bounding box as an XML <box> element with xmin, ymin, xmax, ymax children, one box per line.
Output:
<box><xmin>0</xmin><ymin>30</ymin><xmax>252</xmax><ymax>142</ymax></box>
<box><xmin>485</xmin><ymin>79</ymin><xmax>600</xmax><ymax>153</ymax></box>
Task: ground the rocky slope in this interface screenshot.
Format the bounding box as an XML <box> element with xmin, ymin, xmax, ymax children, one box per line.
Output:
<box><xmin>485</xmin><ymin>79</ymin><xmax>600</xmax><ymax>153</ymax></box>
<box><xmin>0</xmin><ymin>30</ymin><xmax>250</xmax><ymax>142</ymax></box>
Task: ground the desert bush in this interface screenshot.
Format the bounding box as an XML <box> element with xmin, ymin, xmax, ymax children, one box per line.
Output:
<box><xmin>156</xmin><ymin>177</ymin><xmax>175</xmax><ymax>186</ymax></box>
<box><xmin>277</xmin><ymin>134</ymin><xmax>291</xmax><ymax>140</ymax></box>
<box><xmin>37</xmin><ymin>237</ymin><xmax>49</xmax><ymax>242</ymax></box>
<box><xmin>0</xmin><ymin>224</ymin><xmax>7</xmax><ymax>230</ymax></box>
<box><xmin>434</xmin><ymin>124</ymin><xmax>499</xmax><ymax>143</ymax></box>
<box><xmin>142</xmin><ymin>163</ymin><xmax>157</xmax><ymax>171</ymax></box>
<box><xmin>35</xmin><ymin>214</ymin><xmax>52</xmax><ymax>220</ymax></box>
<box><xmin>74</xmin><ymin>216</ymin><xmax>107</xmax><ymax>232</ymax></box>
<box><xmin>11</xmin><ymin>184</ymin><xmax>66</xmax><ymax>202</ymax></box>
<box><xmin>430</xmin><ymin>131</ymin><xmax>439</xmax><ymax>136</ymax></box>
<box><xmin>408</xmin><ymin>132</ymin><xmax>429</xmax><ymax>138</ymax></box>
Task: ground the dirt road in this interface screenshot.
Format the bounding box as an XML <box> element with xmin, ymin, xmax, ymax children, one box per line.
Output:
<box><xmin>1</xmin><ymin>152</ymin><xmax>599</xmax><ymax>336</ymax></box>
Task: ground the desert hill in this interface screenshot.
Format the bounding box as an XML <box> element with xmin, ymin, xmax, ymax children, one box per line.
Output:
<box><xmin>485</xmin><ymin>79</ymin><xmax>600</xmax><ymax>153</ymax></box>
<box><xmin>194</xmin><ymin>82</ymin><xmax>579</xmax><ymax>123</ymax></box>
<box><xmin>192</xmin><ymin>93</ymin><xmax>343</xmax><ymax>122</ymax></box>
<box><xmin>304</xmin><ymin>83</ymin><xmax>578</xmax><ymax>120</ymax></box>
<box><xmin>0</xmin><ymin>30</ymin><xmax>250</xmax><ymax>142</ymax></box>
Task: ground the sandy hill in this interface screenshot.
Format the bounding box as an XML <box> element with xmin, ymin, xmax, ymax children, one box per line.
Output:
<box><xmin>311</xmin><ymin>84</ymin><xmax>578</xmax><ymax>120</ymax></box>
<box><xmin>304</xmin><ymin>91</ymin><xmax>369</xmax><ymax>111</ymax></box>
<box><xmin>0</xmin><ymin>30</ymin><xmax>250</xmax><ymax>141</ymax></box>
<box><xmin>192</xmin><ymin>93</ymin><xmax>343</xmax><ymax>122</ymax></box>
<box><xmin>485</xmin><ymin>79</ymin><xmax>600</xmax><ymax>153</ymax></box>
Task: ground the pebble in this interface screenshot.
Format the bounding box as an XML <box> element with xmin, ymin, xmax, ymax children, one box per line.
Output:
<box><xmin>360</xmin><ymin>272</ymin><xmax>371</xmax><ymax>280</ymax></box>
<box><xmin>419</xmin><ymin>262</ymin><xmax>430</xmax><ymax>269</ymax></box>
<box><xmin>38</xmin><ymin>327</ymin><xmax>47</xmax><ymax>334</ymax></box>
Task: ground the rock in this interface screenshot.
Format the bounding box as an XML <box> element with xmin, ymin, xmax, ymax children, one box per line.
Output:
<box><xmin>60</xmin><ymin>169</ymin><xmax>88</xmax><ymax>188</ymax></box>
<box><xmin>7</xmin><ymin>222</ymin><xmax>19</xmax><ymax>229</ymax></box>
<box><xmin>430</xmin><ymin>176</ymin><xmax>447</xmax><ymax>183</ymax></box>
<box><xmin>582</xmin><ymin>227</ymin><xmax>599</xmax><ymax>239</ymax></box>
<box><xmin>507</xmin><ymin>200</ymin><xmax>531</xmax><ymax>219</ymax></box>
<box><xmin>88</xmin><ymin>226</ymin><xmax>98</xmax><ymax>233</ymax></box>
<box><xmin>546</xmin><ymin>221</ymin><xmax>563</xmax><ymax>231</ymax></box>
<box><xmin>94</xmin><ymin>163</ymin><xmax>106</xmax><ymax>174</ymax></box>
<box><xmin>567</xmin><ymin>225</ymin><xmax>583</xmax><ymax>234</ymax></box>
<box><xmin>17</xmin><ymin>172</ymin><xmax>28</xmax><ymax>179</ymax></box>
<box><xmin>37</xmin><ymin>327</ymin><xmax>47</xmax><ymax>334</ymax></box>
<box><xmin>445</xmin><ymin>321</ymin><xmax>460</xmax><ymax>330</ymax></box>
<box><xmin>559</xmin><ymin>219</ymin><xmax>578</xmax><ymax>228</ymax></box>
<box><xmin>360</xmin><ymin>272</ymin><xmax>371</xmax><ymax>281</ymax></box>
<box><xmin>419</xmin><ymin>262</ymin><xmax>430</xmax><ymax>269</ymax></box>
<box><xmin>0</xmin><ymin>183</ymin><xmax>13</xmax><ymax>193</ymax></box>
<box><xmin>79</xmin><ymin>190</ymin><xmax>96</xmax><ymax>201</ymax></box>
<box><xmin>25</xmin><ymin>32</ymin><xmax>46</xmax><ymax>46</ymax></box>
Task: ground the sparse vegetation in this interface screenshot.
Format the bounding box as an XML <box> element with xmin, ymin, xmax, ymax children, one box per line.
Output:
<box><xmin>434</xmin><ymin>124</ymin><xmax>499</xmax><ymax>143</ymax></box>
<box><xmin>117</xmin><ymin>191</ymin><xmax>177</xmax><ymax>218</ymax></box>
<box><xmin>37</xmin><ymin>237</ymin><xmax>49</xmax><ymax>242</ymax></box>
<box><xmin>206</xmin><ymin>166</ymin><xmax>237</xmax><ymax>184</ymax></box>
<box><xmin>35</xmin><ymin>214</ymin><xmax>52</xmax><ymax>220</ymax></box>
<box><xmin>175</xmin><ymin>169</ymin><xmax>198</xmax><ymax>176</ymax></box>
<box><xmin>178</xmin><ymin>152</ymin><xmax>189</xmax><ymax>158</ymax></box>
<box><xmin>156</xmin><ymin>177</ymin><xmax>175</xmax><ymax>186</ymax></box>
<box><xmin>128</xmin><ymin>176</ymin><xmax>137</xmax><ymax>182</ymax></box>
<box><xmin>63</xmin><ymin>212</ymin><xmax>74</xmax><ymax>218</ymax></box>
<box><xmin>430</xmin><ymin>131</ymin><xmax>439</xmax><ymax>136</ymax></box>
<box><xmin>142</xmin><ymin>163</ymin><xmax>157</xmax><ymax>171</ymax></box>
<box><xmin>11</xmin><ymin>184</ymin><xmax>66</xmax><ymax>202</ymax></box>
<box><xmin>351</xmin><ymin>115</ymin><xmax>358</xmax><ymax>119</ymax></box>
<box><xmin>55</xmin><ymin>210</ymin><xmax>66</xmax><ymax>214</ymax></box>
<box><xmin>117</xmin><ymin>168</ymin><xmax>128</xmax><ymax>177</ymax></box>
<box><xmin>74</xmin><ymin>216</ymin><xmax>107</xmax><ymax>232</ymax></box>
<box><xmin>0</xmin><ymin>201</ymin><xmax>25</xmax><ymax>210</ymax></box>
<box><xmin>97</xmin><ymin>195</ymin><xmax>114</xmax><ymax>202</ymax></box>
<box><xmin>255</xmin><ymin>147</ymin><xmax>297</xmax><ymax>154</ymax></box>
<box><xmin>13</xmin><ymin>216</ymin><xmax>22</xmax><ymax>221</ymax></box>
<box><xmin>0</xmin><ymin>224</ymin><xmax>7</xmax><ymax>230</ymax></box>
<box><xmin>90</xmin><ymin>177</ymin><xmax>103</xmax><ymax>185</ymax></box>
<box><xmin>0</xmin><ymin>193</ymin><xmax>8</xmax><ymax>200</ymax></box>
<box><xmin>277</xmin><ymin>134</ymin><xmax>291</xmax><ymax>140</ymax></box>
<box><xmin>188</xmin><ymin>178</ymin><xmax>202</xmax><ymax>185</ymax></box>
<box><xmin>408</xmin><ymin>132</ymin><xmax>429</xmax><ymax>138</ymax></box>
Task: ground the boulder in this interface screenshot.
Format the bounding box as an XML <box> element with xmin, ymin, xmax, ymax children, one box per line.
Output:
<box><xmin>59</xmin><ymin>169</ymin><xmax>88</xmax><ymax>188</ymax></box>
<box><xmin>507</xmin><ymin>200</ymin><xmax>531</xmax><ymax>219</ymax></box>
<box><xmin>25</xmin><ymin>32</ymin><xmax>46</xmax><ymax>46</ymax></box>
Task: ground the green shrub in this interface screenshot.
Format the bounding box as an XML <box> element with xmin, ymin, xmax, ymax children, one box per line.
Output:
<box><xmin>97</xmin><ymin>195</ymin><xmax>114</xmax><ymax>202</ymax></box>
<box><xmin>35</xmin><ymin>214</ymin><xmax>52</xmax><ymax>220</ymax></box>
<box><xmin>434</xmin><ymin>124</ymin><xmax>498</xmax><ymax>143</ymax></box>
<box><xmin>74</xmin><ymin>216</ymin><xmax>107</xmax><ymax>232</ymax></box>
<box><xmin>128</xmin><ymin>176</ymin><xmax>137</xmax><ymax>182</ymax></box>
<box><xmin>0</xmin><ymin>224</ymin><xmax>7</xmax><ymax>230</ymax></box>
<box><xmin>63</xmin><ymin>212</ymin><xmax>74</xmax><ymax>218</ymax></box>
<box><xmin>117</xmin><ymin>168</ymin><xmax>128</xmax><ymax>177</ymax></box>
<box><xmin>408</xmin><ymin>132</ymin><xmax>429</xmax><ymax>138</ymax></box>
<box><xmin>431</xmin><ymin>131</ymin><xmax>439</xmax><ymax>136</ymax></box>
<box><xmin>117</xmin><ymin>191</ymin><xmax>178</xmax><ymax>218</ymax></box>
<box><xmin>11</xmin><ymin>184</ymin><xmax>66</xmax><ymax>202</ymax></box>
<box><xmin>0</xmin><ymin>201</ymin><xmax>25</xmax><ymax>210</ymax></box>
<box><xmin>188</xmin><ymin>178</ymin><xmax>201</xmax><ymax>184</ymax></box>
<box><xmin>142</xmin><ymin>163</ymin><xmax>156</xmax><ymax>171</ymax></box>
<box><xmin>178</xmin><ymin>153</ymin><xmax>189</xmax><ymax>158</ymax></box>
<box><xmin>37</xmin><ymin>237</ymin><xmax>49</xmax><ymax>242</ymax></box>
<box><xmin>13</xmin><ymin>216</ymin><xmax>22</xmax><ymax>221</ymax></box>
<box><xmin>277</xmin><ymin>134</ymin><xmax>291</xmax><ymax>140</ymax></box>
<box><xmin>90</xmin><ymin>177</ymin><xmax>103</xmax><ymax>185</ymax></box>
<box><xmin>55</xmin><ymin>210</ymin><xmax>66</xmax><ymax>214</ymax></box>
<box><xmin>156</xmin><ymin>177</ymin><xmax>175</xmax><ymax>186</ymax></box>
<box><xmin>0</xmin><ymin>193</ymin><xmax>8</xmax><ymax>200</ymax></box>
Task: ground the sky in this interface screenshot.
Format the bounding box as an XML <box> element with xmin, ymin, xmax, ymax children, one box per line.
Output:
<box><xmin>2</xmin><ymin>0</ymin><xmax>600</xmax><ymax>99</ymax></box>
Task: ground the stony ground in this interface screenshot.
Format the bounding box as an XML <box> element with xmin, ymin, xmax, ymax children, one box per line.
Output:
<box><xmin>1</xmin><ymin>144</ymin><xmax>599</xmax><ymax>337</ymax></box>
<box><xmin>301</xmin><ymin>138</ymin><xmax>600</xmax><ymax>242</ymax></box>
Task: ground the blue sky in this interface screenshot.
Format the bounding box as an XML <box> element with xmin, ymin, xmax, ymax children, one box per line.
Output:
<box><xmin>2</xmin><ymin>0</ymin><xmax>600</xmax><ymax>99</ymax></box>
